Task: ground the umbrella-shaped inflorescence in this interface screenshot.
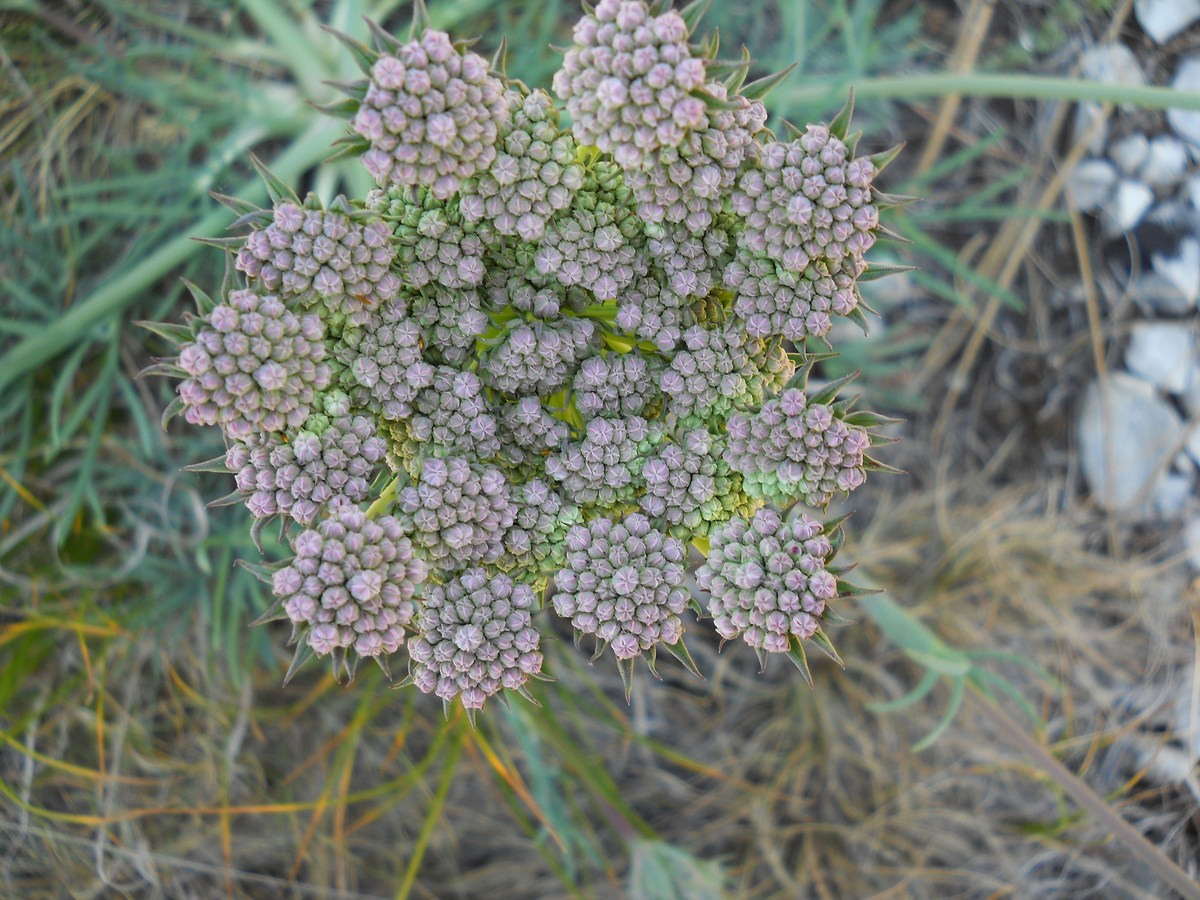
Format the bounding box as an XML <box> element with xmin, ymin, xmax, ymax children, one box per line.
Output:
<box><xmin>148</xmin><ymin>0</ymin><xmax>902</xmax><ymax>709</ymax></box>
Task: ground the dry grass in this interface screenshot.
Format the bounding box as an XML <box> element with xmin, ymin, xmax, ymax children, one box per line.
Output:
<box><xmin>4</xmin><ymin>471</ymin><xmax>1198</xmax><ymax>898</ymax></box>
<box><xmin>3</xmin><ymin>0</ymin><xmax>1200</xmax><ymax>898</ymax></box>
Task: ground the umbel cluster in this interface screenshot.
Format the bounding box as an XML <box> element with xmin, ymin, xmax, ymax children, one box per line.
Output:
<box><xmin>145</xmin><ymin>0</ymin><xmax>903</xmax><ymax>719</ymax></box>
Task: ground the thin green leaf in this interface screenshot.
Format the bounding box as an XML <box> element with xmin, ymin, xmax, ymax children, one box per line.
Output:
<box><xmin>867</xmin><ymin>668</ymin><xmax>939</xmax><ymax>713</ymax></box>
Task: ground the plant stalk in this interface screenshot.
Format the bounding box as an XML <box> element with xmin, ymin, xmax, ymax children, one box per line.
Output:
<box><xmin>786</xmin><ymin>72</ymin><xmax>1200</xmax><ymax>112</ymax></box>
<box><xmin>968</xmin><ymin>691</ymin><xmax>1200</xmax><ymax>900</ymax></box>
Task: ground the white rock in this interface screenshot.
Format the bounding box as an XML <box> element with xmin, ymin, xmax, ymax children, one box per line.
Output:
<box><xmin>1154</xmin><ymin>472</ymin><xmax>1194</xmax><ymax>517</ymax></box>
<box><xmin>1140</xmin><ymin>135</ymin><xmax>1190</xmax><ymax>187</ymax></box>
<box><xmin>1188</xmin><ymin>176</ymin><xmax>1200</xmax><ymax>211</ymax></box>
<box><xmin>1064</xmin><ymin>158</ymin><xmax>1118</xmax><ymax>212</ymax></box>
<box><xmin>1074</xmin><ymin>46</ymin><xmax>1145</xmax><ymax>154</ymax></box>
<box><xmin>1075</xmin><ymin>104</ymin><xmax>1109</xmax><ymax>155</ymax></box>
<box><xmin>1102</xmin><ymin>179</ymin><xmax>1155</xmax><ymax>234</ymax></box>
<box><xmin>1168</xmin><ymin>57</ymin><xmax>1200</xmax><ymax>150</ymax></box>
<box><xmin>1127</xmin><ymin>270</ymin><xmax>1200</xmax><ymax>315</ymax></box>
<box><xmin>1186</xmin><ymin>423</ymin><xmax>1200</xmax><ymax>467</ymax></box>
<box><xmin>1077</xmin><ymin>372</ymin><xmax>1186</xmax><ymax>516</ymax></box>
<box><xmin>1080</xmin><ymin>43</ymin><xmax>1147</xmax><ymax>92</ymax></box>
<box><xmin>1186</xmin><ymin>518</ymin><xmax>1200</xmax><ymax>568</ymax></box>
<box><xmin>1110</xmin><ymin>134</ymin><xmax>1150</xmax><ymax>175</ymax></box>
<box><xmin>1136</xmin><ymin>0</ymin><xmax>1200</xmax><ymax>45</ymax></box>
<box><xmin>1124</xmin><ymin>321</ymin><xmax>1199</xmax><ymax>393</ymax></box>
<box><xmin>1126</xmin><ymin>661</ymin><xmax>1200</xmax><ymax>799</ymax></box>
<box><xmin>1152</xmin><ymin>236</ymin><xmax>1200</xmax><ymax>307</ymax></box>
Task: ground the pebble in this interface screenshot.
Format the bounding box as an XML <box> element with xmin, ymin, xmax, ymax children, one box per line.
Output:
<box><xmin>1124</xmin><ymin>321</ymin><xmax>1199</xmax><ymax>394</ymax></box>
<box><xmin>1102</xmin><ymin>179</ymin><xmax>1155</xmax><ymax>235</ymax></box>
<box><xmin>1075</xmin><ymin>45</ymin><xmax>1147</xmax><ymax>153</ymax></box>
<box><xmin>1077</xmin><ymin>372</ymin><xmax>1186</xmax><ymax>517</ymax></box>
<box><xmin>1151</xmin><ymin>236</ymin><xmax>1200</xmax><ymax>308</ymax></box>
<box><xmin>1186</xmin><ymin>423</ymin><xmax>1200</xmax><ymax>467</ymax></box>
<box><xmin>1079</xmin><ymin>43</ymin><xmax>1147</xmax><ymax>93</ymax></box>
<box><xmin>1126</xmin><ymin>270</ymin><xmax>1200</xmax><ymax>315</ymax></box>
<box><xmin>1135</xmin><ymin>0</ymin><xmax>1200</xmax><ymax>45</ymax></box>
<box><xmin>1154</xmin><ymin>472</ymin><xmax>1194</xmax><ymax>517</ymax></box>
<box><xmin>1186</xmin><ymin>518</ymin><xmax>1200</xmax><ymax>568</ymax></box>
<box><xmin>1064</xmin><ymin>158</ymin><xmax>1117</xmax><ymax>212</ymax></box>
<box><xmin>1168</xmin><ymin>57</ymin><xmax>1200</xmax><ymax>151</ymax></box>
<box><xmin>1141</xmin><ymin>135</ymin><xmax>1190</xmax><ymax>187</ymax></box>
<box><xmin>1110</xmin><ymin>134</ymin><xmax>1150</xmax><ymax>175</ymax></box>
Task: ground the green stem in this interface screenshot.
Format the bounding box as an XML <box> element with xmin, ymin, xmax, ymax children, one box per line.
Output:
<box><xmin>786</xmin><ymin>72</ymin><xmax>1200</xmax><ymax>112</ymax></box>
<box><xmin>0</xmin><ymin>121</ymin><xmax>346</xmax><ymax>394</ymax></box>
<box><xmin>395</xmin><ymin>723</ymin><xmax>464</xmax><ymax>900</ymax></box>
<box><xmin>366</xmin><ymin>475</ymin><xmax>400</xmax><ymax>517</ymax></box>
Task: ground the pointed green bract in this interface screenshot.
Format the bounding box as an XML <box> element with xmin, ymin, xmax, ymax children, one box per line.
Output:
<box><xmin>134</xmin><ymin>320</ymin><xmax>193</xmax><ymax>345</ymax></box>
<box><xmin>617</xmin><ymin>656</ymin><xmax>635</xmax><ymax>701</ymax></box>
<box><xmin>739</xmin><ymin>62</ymin><xmax>797</xmax><ymax>101</ymax></box>
<box><xmin>408</xmin><ymin>0</ymin><xmax>431</xmax><ymax>42</ymax></box>
<box><xmin>679</xmin><ymin>0</ymin><xmax>712</xmax><ymax>35</ymax></box>
<box><xmin>320</xmin><ymin>24</ymin><xmax>376</xmax><ymax>75</ymax></box>
<box><xmin>248</xmin><ymin>152</ymin><xmax>301</xmax><ymax>205</ymax></box>
<box><xmin>859</xmin><ymin>261</ymin><xmax>918</xmax><ymax>281</ymax></box>
<box><xmin>787</xmin><ymin>640</ymin><xmax>814</xmax><ymax>687</ymax></box>
<box><xmin>828</xmin><ymin>88</ymin><xmax>856</xmax><ymax>140</ymax></box>
<box><xmin>868</xmin><ymin>142</ymin><xmax>906</xmax><ymax>173</ymax></box>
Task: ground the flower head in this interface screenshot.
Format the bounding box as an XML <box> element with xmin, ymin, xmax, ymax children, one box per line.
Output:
<box><xmin>697</xmin><ymin>507</ymin><xmax>839</xmax><ymax>655</ymax></box>
<box><xmin>353</xmin><ymin>28</ymin><xmax>509</xmax><ymax>198</ymax></box>
<box><xmin>236</xmin><ymin>196</ymin><xmax>400</xmax><ymax>326</ymax></box>
<box><xmin>553</xmin><ymin>512</ymin><xmax>690</xmax><ymax>659</ymax></box>
<box><xmin>175</xmin><ymin>288</ymin><xmax>331</xmax><ymax>441</ymax></box>
<box><xmin>272</xmin><ymin>500</ymin><xmax>426</xmax><ymax>664</ymax></box>
<box><xmin>409</xmin><ymin>568</ymin><xmax>543</xmax><ymax>717</ymax></box>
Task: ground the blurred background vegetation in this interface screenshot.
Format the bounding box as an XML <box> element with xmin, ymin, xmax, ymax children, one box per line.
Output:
<box><xmin>2</xmin><ymin>0</ymin><xmax>1199</xmax><ymax>897</ymax></box>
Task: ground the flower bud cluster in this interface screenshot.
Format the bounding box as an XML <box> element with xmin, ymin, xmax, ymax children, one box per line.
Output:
<box><xmin>500</xmin><ymin>478</ymin><xmax>582</xmax><ymax>585</ymax></box>
<box><xmin>460</xmin><ymin>89</ymin><xmax>584</xmax><ymax>241</ymax></box>
<box><xmin>552</xmin><ymin>0</ymin><xmax>707</xmax><ymax>169</ymax></box>
<box><xmin>409</xmin><ymin>568</ymin><xmax>543</xmax><ymax>710</ymax></box>
<box><xmin>480</xmin><ymin>317</ymin><xmax>598</xmax><ymax>396</ymax></box>
<box><xmin>724</xmin><ymin>252</ymin><xmax>858</xmax><ymax>341</ymax></box>
<box><xmin>236</xmin><ymin>198</ymin><xmax>400</xmax><ymax>326</ymax></box>
<box><xmin>389</xmin><ymin>366</ymin><xmax>500</xmax><ymax>464</ymax></box>
<box><xmin>486</xmin><ymin>265</ymin><xmax>588</xmax><ymax>319</ymax></box>
<box><xmin>395</xmin><ymin>456</ymin><xmax>514</xmax><ymax>568</ymax></box>
<box><xmin>534</xmin><ymin>161</ymin><xmax>645</xmax><ymax>300</ymax></box>
<box><xmin>227</xmin><ymin>412</ymin><xmax>386</xmax><ymax>525</ymax></box>
<box><xmin>553</xmin><ymin>513</ymin><xmax>689</xmax><ymax>659</ymax></box>
<box><xmin>625</xmin><ymin>84</ymin><xmax>766</xmax><ymax>232</ymax></box>
<box><xmin>639</xmin><ymin>428</ymin><xmax>757</xmax><ymax>537</ymax></box>
<box><xmin>612</xmin><ymin>274</ymin><xmax>692</xmax><ymax>351</ymax></box>
<box><xmin>176</xmin><ymin>288</ymin><xmax>332</xmax><ymax>441</ymax></box>
<box><xmin>572</xmin><ymin>352</ymin><xmax>662</xmax><ymax>418</ymax></box>
<box><xmin>733</xmin><ymin>126</ymin><xmax>879</xmax><ymax>274</ymax></box>
<box><xmin>496</xmin><ymin>397</ymin><xmax>571</xmax><ymax>466</ymax></box>
<box><xmin>545</xmin><ymin>415</ymin><xmax>662</xmax><ymax>508</ymax></box>
<box><xmin>369</xmin><ymin>187</ymin><xmax>491</xmax><ymax>290</ymax></box>
<box><xmin>659</xmin><ymin>325</ymin><xmax>792</xmax><ymax>426</ymax></box>
<box><xmin>354</xmin><ymin>29</ymin><xmax>509</xmax><ymax>198</ymax></box>
<box><xmin>272</xmin><ymin>501</ymin><xmax>426</xmax><ymax>659</ymax></box>
<box><xmin>154</xmin><ymin>1</ymin><xmax>901</xmax><ymax>707</ymax></box>
<box><xmin>339</xmin><ymin>299</ymin><xmax>433</xmax><ymax>418</ymax></box>
<box><xmin>409</xmin><ymin>287</ymin><xmax>489</xmax><ymax>366</ymax></box>
<box><xmin>697</xmin><ymin>507</ymin><xmax>837</xmax><ymax>653</ymax></box>
<box><xmin>645</xmin><ymin>221</ymin><xmax>730</xmax><ymax>298</ymax></box>
<box><xmin>725</xmin><ymin>387</ymin><xmax>870</xmax><ymax>509</ymax></box>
